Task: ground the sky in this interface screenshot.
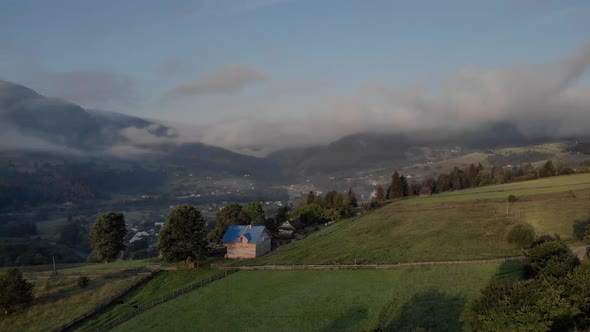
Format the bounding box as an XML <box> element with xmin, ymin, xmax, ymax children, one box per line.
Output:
<box><xmin>1</xmin><ymin>0</ymin><xmax>590</xmax><ymax>154</ymax></box>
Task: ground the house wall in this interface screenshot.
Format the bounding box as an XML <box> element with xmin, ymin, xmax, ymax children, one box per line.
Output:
<box><xmin>255</xmin><ymin>234</ymin><xmax>271</xmax><ymax>257</ymax></box>
<box><xmin>224</xmin><ymin>232</ymin><xmax>271</xmax><ymax>258</ymax></box>
<box><xmin>224</xmin><ymin>243</ymin><xmax>258</xmax><ymax>259</ymax></box>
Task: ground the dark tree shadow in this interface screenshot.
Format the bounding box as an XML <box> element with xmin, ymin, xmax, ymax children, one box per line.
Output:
<box><xmin>377</xmin><ymin>289</ymin><xmax>466</xmax><ymax>332</ymax></box>
<box><xmin>493</xmin><ymin>261</ymin><xmax>524</xmax><ymax>281</ymax></box>
<box><xmin>321</xmin><ymin>306</ymin><xmax>369</xmax><ymax>331</ymax></box>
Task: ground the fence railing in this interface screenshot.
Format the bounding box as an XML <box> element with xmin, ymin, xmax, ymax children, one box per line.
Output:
<box><xmin>95</xmin><ymin>270</ymin><xmax>237</xmax><ymax>332</ymax></box>
<box><xmin>54</xmin><ymin>268</ymin><xmax>162</xmax><ymax>332</ymax></box>
<box><xmin>212</xmin><ymin>256</ymin><xmax>526</xmax><ymax>271</ymax></box>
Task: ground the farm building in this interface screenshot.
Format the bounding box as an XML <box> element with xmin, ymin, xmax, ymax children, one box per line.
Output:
<box><xmin>221</xmin><ymin>225</ymin><xmax>271</xmax><ymax>259</ymax></box>
<box><xmin>277</xmin><ymin>219</ymin><xmax>305</xmax><ymax>238</ymax></box>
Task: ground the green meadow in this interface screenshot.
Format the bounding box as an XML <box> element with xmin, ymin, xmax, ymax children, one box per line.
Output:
<box><xmin>114</xmin><ymin>263</ymin><xmax>522</xmax><ymax>332</ymax></box>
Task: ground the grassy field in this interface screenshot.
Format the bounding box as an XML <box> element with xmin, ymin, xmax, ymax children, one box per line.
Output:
<box><xmin>400</xmin><ymin>173</ymin><xmax>590</xmax><ymax>204</ymax></box>
<box><xmin>79</xmin><ymin>268</ymin><xmax>219</xmax><ymax>331</ymax></box>
<box><xmin>114</xmin><ymin>263</ymin><xmax>522</xmax><ymax>332</ymax></box>
<box><xmin>0</xmin><ymin>264</ymin><xmax>152</xmax><ymax>332</ymax></box>
<box><xmin>247</xmin><ymin>174</ymin><xmax>590</xmax><ymax>265</ymax></box>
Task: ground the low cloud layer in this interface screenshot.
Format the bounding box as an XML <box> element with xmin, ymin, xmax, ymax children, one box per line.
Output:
<box><xmin>193</xmin><ymin>43</ymin><xmax>590</xmax><ymax>152</ymax></box>
<box><xmin>40</xmin><ymin>71</ymin><xmax>135</xmax><ymax>108</ymax></box>
<box><xmin>168</xmin><ymin>63</ymin><xmax>270</xmax><ymax>97</ymax></box>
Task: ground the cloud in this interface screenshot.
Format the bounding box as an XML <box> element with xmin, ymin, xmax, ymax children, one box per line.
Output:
<box><xmin>37</xmin><ymin>71</ymin><xmax>136</xmax><ymax>109</ymax></box>
<box><xmin>156</xmin><ymin>58</ymin><xmax>192</xmax><ymax>76</ymax></box>
<box><xmin>168</xmin><ymin>63</ymin><xmax>270</xmax><ymax>97</ymax></box>
<box><xmin>191</xmin><ymin>43</ymin><xmax>590</xmax><ymax>153</ymax></box>
<box><xmin>262</xmin><ymin>80</ymin><xmax>328</xmax><ymax>99</ymax></box>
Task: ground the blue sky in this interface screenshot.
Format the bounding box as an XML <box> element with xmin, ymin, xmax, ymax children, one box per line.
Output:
<box><xmin>1</xmin><ymin>0</ymin><xmax>590</xmax><ymax>151</ymax></box>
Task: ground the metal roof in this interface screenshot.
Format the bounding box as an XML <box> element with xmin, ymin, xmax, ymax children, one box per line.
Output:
<box><xmin>221</xmin><ymin>225</ymin><xmax>267</xmax><ymax>244</ymax></box>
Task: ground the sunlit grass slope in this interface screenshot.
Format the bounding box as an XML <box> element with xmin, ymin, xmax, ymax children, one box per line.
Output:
<box><xmin>250</xmin><ymin>174</ymin><xmax>590</xmax><ymax>265</ymax></box>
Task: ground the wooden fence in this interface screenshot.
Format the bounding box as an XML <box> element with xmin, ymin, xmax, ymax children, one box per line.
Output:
<box><xmin>54</xmin><ymin>268</ymin><xmax>162</xmax><ymax>332</ymax></box>
<box><xmin>94</xmin><ymin>270</ymin><xmax>237</xmax><ymax>332</ymax></box>
<box><xmin>212</xmin><ymin>256</ymin><xmax>526</xmax><ymax>271</ymax></box>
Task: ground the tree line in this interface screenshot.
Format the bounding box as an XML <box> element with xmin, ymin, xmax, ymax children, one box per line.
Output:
<box><xmin>290</xmin><ymin>188</ymin><xmax>358</xmax><ymax>227</ymax></box>
<box><xmin>370</xmin><ymin>160</ymin><xmax>571</xmax><ymax>205</ymax></box>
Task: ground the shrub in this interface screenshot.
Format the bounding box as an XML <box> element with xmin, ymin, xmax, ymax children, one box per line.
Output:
<box><xmin>506</xmin><ymin>223</ymin><xmax>535</xmax><ymax>248</ymax></box>
<box><xmin>471</xmin><ymin>279</ymin><xmax>577</xmax><ymax>332</ymax></box>
<box><xmin>0</xmin><ymin>268</ymin><xmax>34</xmax><ymax>314</ymax></box>
<box><xmin>532</xmin><ymin>234</ymin><xmax>560</xmax><ymax>247</ymax></box>
<box><xmin>507</xmin><ymin>194</ymin><xmax>517</xmax><ymax>203</ymax></box>
<box><xmin>525</xmin><ymin>240</ymin><xmax>579</xmax><ymax>279</ymax></box>
<box><xmin>77</xmin><ymin>275</ymin><xmax>90</xmax><ymax>288</ymax></box>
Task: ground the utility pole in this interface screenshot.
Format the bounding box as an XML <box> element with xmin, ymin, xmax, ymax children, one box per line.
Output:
<box><xmin>53</xmin><ymin>255</ymin><xmax>57</xmax><ymax>275</ymax></box>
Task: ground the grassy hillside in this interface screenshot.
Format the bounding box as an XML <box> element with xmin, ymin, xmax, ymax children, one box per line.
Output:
<box><xmin>249</xmin><ymin>174</ymin><xmax>590</xmax><ymax>265</ymax></box>
<box><xmin>79</xmin><ymin>268</ymin><xmax>219</xmax><ymax>331</ymax></box>
<box><xmin>0</xmin><ymin>261</ymin><xmax>156</xmax><ymax>332</ymax></box>
<box><xmin>114</xmin><ymin>263</ymin><xmax>522</xmax><ymax>332</ymax></box>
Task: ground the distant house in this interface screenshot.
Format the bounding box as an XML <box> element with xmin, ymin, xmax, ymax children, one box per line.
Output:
<box><xmin>277</xmin><ymin>219</ymin><xmax>305</xmax><ymax>238</ymax></box>
<box><xmin>221</xmin><ymin>225</ymin><xmax>271</xmax><ymax>259</ymax></box>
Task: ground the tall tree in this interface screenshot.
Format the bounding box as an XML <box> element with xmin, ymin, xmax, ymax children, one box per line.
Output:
<box><xmin>436</xmin><ymin>174</ymin><xmax>451</xmax><ymax>192</ymax></box>
<box><xmin>306</xmin><ymin>191</ymin><xmax>321</xmax><ymax>205</ymax></box>
<box><xmin>539</xmin><ymin>160</ymin><xmax>556</xmax><ymax>178</ymax></box>
<box><xmin>0</xmin><ymin>268</ymin><xmax>33</xmax><ymax>315</ymax></box>
<box><xmin>244</xmin><ymin>202</ymin><xmax>265</xmax><ymax>225</ymax></box>
<box><xmin>421</xmin><ymin>177</ymin><xmax>437</xmax><ymax>195</ymax></box>
<box><xmin>466</xmin><ymin>163</ymin><xmax>478</xmax><ymax>187</ymax></box>
<box><xmin>158</xmin><ymin>205</ymin><xmax>207</xmax><ymax>262</ymax></box>
<box><xmin>89</xmin><ymin>212</ymin><xmax>127</xmax><ymax>263</ymax></box>
<box><xmin>450</xmin><ymin>167</ymin><xmax>464</xmax><ymax>189</ymax></box>
<box><xmin>400</xmin><ymin>176</ymin><xmax>409</xmax><ymax>197</ymax></box>
<box><xmin>345</xmin><ymin>187</ymin><xmax>358</xmax><ymax>208</ymax></box>
<box><xmin>374</xmin><ymin>185</ymin><xmax>386</xmax><ymax>201</ymax></box>
<box><xmin>209</xmin><ymin>204</ymin><xmax>248</xmax><ymax>243</ymax></box>
<box><xmin>387</xmin><ymin>171</ymin><xmax>404</xmax><ymax>199</ymax></box>
<box><xmin>274</xmin><ymin>205</ymin><xmax>289</xmax><ymax>224</ymax></box>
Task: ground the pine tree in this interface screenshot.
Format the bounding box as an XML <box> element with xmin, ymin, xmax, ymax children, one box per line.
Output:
<box><xmin>400</xmin><ymin>176</ymin><xmax>409</xmax><ymax>197</ymax></box>
<box><xmin>387</xmin><ymin>171</ymin><xmax>404</xmax><ymax>199</ymax></box>
<box><xmin>0</xmin><ymin>268</ymin><xmax>33</xmax><ymax>314</ymax></box>
<box><xmin>375</xmin><ymin>185</ymin><xmax>386</xmax><ymax>201</ymax></box>
<box><xmin>306</xmin><ymin>191</ymin><xmax>318</xmax><ymax>205</ymax></box>
<box><xmin>345</xmin><ymin>187</ymin><xmax>358</xmax><ymax>208</ymax></box>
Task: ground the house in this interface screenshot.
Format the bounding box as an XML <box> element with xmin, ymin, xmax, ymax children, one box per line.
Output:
<box><xmin>221</xmin><ymin>225</ymin><xmax>271</xmax><ymax>259</ymax></box>
<box><xmin>277</xmin><ymin>219</ymin><xmax>305</xmax><ymax>238</ymax></box>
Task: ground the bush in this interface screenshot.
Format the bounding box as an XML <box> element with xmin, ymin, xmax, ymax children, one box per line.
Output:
<box><xmin>77</xmin><ymin>275</ymin><xmax>90</xmax><ymax>288</ymax></box>
<box><xmin>506</xmin><ymin>223</ymin><xmax>535</xmax><ymax>248</ymax></box>
<box><xmin>507</xmin><ymin>194</ymin><xmax>517</xmax><ymax>203</ymax></box>
<box><xmin>471</xmin><ymin>279</ymin><xmax>577</xmax><ymax>332</ymax></box>
<box><xmin>532</xmin><ymin>234</ymin><xmax>560</xmax><ymax>247</ymax></box>
<box><xmin>0</xmin><ymin>268</ymin><xmax>34</xmax><ymax>314</ymax></box>
<box><xmin>525</xmin><ymin>240</ymin><xmax>579</xmax><ymax>279</ymax></box>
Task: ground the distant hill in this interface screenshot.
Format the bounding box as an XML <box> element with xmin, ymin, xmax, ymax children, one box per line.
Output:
<box><xmin>0</xmin><ymin>80</ymin><xmax>279</xmax><ymax>178</ymax></box>
<box><xmin>0</xmin><ymin>81</ymin><xmax>280</xmax><ymax>210</ymax></box>
<box><xmin>269</xmin><ymin>123</ymin><xmax>550</xmax><ymax>178</ymax></box>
